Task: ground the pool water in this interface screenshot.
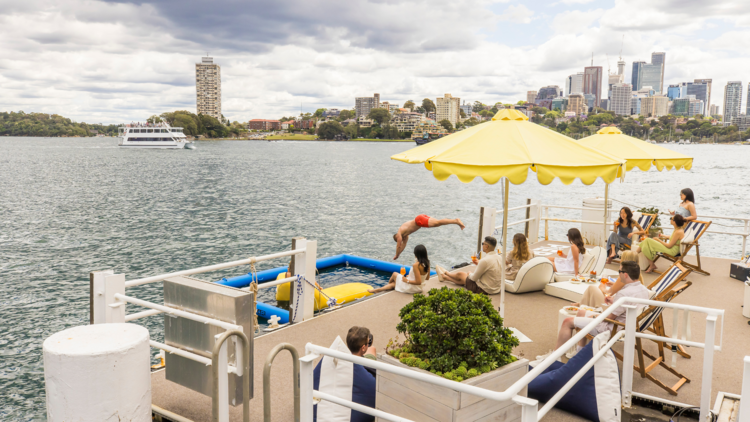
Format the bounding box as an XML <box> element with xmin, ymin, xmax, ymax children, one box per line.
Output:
<box><xmin>256</xmin><ymin>264</ymin><xmax>393</xmax><ymax>332</ymax></box>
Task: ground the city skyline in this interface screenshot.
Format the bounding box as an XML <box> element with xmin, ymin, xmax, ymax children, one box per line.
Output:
<box><xmin>2</xmin><ymin>0</ymin><xmax>750</xmax><ymax>123</ymax></box>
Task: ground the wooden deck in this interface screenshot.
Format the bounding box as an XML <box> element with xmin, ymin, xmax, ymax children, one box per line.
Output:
<box><xmin>151</xmin><ymin>243</ymin><xmax>748</xmax><ymax>421</ymax></box>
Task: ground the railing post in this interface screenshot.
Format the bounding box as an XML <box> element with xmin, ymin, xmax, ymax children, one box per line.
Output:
<box><xmin>104</xmin><ymin>274</ymin><xmax>126</xmax><ymax>323</ymax></box>
<box><xmin>89</xmin><ymin>270</ymin><xmax>113</xmax><ymax>324</ymax></box>
<box><xmin>513</xmin><ymin>396</ymin><xmax>539</xmax><ymax>422</ymax></box>
<box><xmin>299</xmin><ymin>351</ymin><xmax>317</xmax><ymax>422</ymax></box>
<box><xmin>740</xmin><ymin>356</ymin><xmax>750</xmax><ymax>421</ymax></box>
<box><xmin>529</xmin><ymin>199</ymin><xmax>541</xmax><ymax>243</ymax></box>
<box><xmin>700</xmin><ymin>315</ymin><xmax>717</xmax><ymax>422</ymax></box>
<box><xmin>544</xmin><ymin>206</ymin><xmax>549</xmax><ymax>241</ymax></box>
<box><xmin>291</xmin><ymin>237</ymin><xmax>315</xmax><ymax>323</ymax></box>
<box><xmin>479</xmin><ymin>207</ymin><xmax>497</xmax><ymax>257</ymax></box>
<box><xmin>620</xmin><ymin>304</ymin><xmax>639</xmax><ymax>408</ymax></box>
<box><xmin>742</xmin><ymin>220</ymin><xmax>748</xmax><ymax>258</ymax></box>
<box><xmin>524</xmin><ymin>199</ymin><xmax>531</xmax><ymax>238</ymax></box>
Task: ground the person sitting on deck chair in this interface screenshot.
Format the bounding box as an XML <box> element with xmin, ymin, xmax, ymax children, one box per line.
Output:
<box><xmin>393</xmin><ymin>214</ymin><xmax>465</xmax><ymax>259</ymax></box>
<box><xmin>436</xmin><ymin>236</ymin><xmax>503</xmax><ymax>295</ymax></box>
<box><xmin>556</xmin><ymin>261</ymin><xmax>649</xmax><ymax>351</ymax></box>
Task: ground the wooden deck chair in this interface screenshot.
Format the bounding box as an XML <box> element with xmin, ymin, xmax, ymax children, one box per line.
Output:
<box><xmin>584</xmin><ymin>263</ymin><xmax>693</xmax><ymax>396</ymax></box>
<box><xmin>654</xmin><ymin>219</ymin><xmax>712</xmax><ymax>276</ymax></box>
<box><xmin>612</xmin><ymin>213</ymin><xmax>656</xmax><ymax>263</ymax></box>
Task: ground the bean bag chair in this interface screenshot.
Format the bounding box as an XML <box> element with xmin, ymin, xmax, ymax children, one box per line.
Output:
<box><xmin>505</xmin><ymin>257</ymin><xmax>554</xmax><ymax>293</ymax></box>
<box><xmin>528</xmin><ymin>331</ymin><xmax>621</xmax><ymax>422</ymax></box>
<box><xmin>313</xmin><ymin>336</ymin><xmax>376</xmax><ymax>422</ymax></box>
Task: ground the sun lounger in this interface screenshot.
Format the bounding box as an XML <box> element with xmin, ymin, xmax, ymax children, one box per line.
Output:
<box><xmin>654</xmin><ymin>219</ymin><xmax>712</xmax><ymax>276</ymax></box>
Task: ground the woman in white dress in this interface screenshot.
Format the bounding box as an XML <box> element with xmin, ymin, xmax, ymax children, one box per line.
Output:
<box><xmin>368</xmin><ymin>244</ymin><xmax>429</xmax><ymax>294</ymax></box>
<box><xmin>547</xmin><ymin>228</ymin><xmax>585</xmax><ymax>276</ymax></box>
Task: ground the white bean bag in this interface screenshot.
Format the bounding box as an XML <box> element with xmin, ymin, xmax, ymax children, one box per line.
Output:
<box><xmin>505</xmin><ymin>257</ymin><xmax>554</xmax><ymax>293</ymax></box>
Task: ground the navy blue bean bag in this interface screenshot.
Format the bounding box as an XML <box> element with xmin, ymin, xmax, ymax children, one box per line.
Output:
<box><xmin>528</xmin><ymin>332</ymin><xmax>621</xmax><ymax>422</ymax></box>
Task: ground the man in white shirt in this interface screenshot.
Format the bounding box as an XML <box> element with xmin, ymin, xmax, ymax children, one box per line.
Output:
<box><xmin>437</xmin><ymin>236</ymin><xmax>504</xmax><ymax>295</ymax></box>
<box><xmin>556</xmin><ymin>261</ymin><xmax>650</xmax><ymax>350</ymax></box>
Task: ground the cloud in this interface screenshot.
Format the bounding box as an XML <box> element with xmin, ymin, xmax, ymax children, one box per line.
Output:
<box><xmin>498</xmin><ymin>5</ymin><xmax>535</xmax><ymax>24</ymax></box>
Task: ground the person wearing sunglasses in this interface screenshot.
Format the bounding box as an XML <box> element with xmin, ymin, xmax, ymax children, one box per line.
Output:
<box><xmin>555</xmin><ymin>261</ymin><xmax>649</xmax><ymax>351</ymax></box>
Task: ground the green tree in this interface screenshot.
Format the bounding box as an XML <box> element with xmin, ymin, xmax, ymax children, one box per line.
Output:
<box><xmin>439</xmin><ymin>119</ymin><xmax>453</xmax><ymax>132</ymax></box>
<box><xmin>404</xmin><ymin>100</ymin><xmax>415</xmax><ymax>111</ymax></box>
<box><xmin>368</xmin><ymin>108</ymin><xmax>391</xmax><ymax>125</ymax></box>
<box><xmin>422</xmin><ymin>98</ymin><xmax>436</xmax><ymax>114</ymax></box>
<box><xmin>344</xmin><ymin>123</ymin><xmax>358</xmax><ymax>139</ymax></box>
<box><xmin>147</xmin><ymin>115</ymin><xmax>162</xmax><ymax>124</ymax></box>
<box><xmin>200</xmin><ymin>114</ymin><xmax>229</xmax><ymax>138</ymax></box>
<box><xmin>338</xmin><ymin>109</ymin><xmax>354</xmax><ymax>121</ymax></box>
<box><xmin>472</xmin><ymin>101</ymin><xmax>484</xmax><ymax>113</ymax></box>
<box><xmin>463</xmin><ymin>117</ymin><xmax>479</xmax><ymax>127</ymax></box>
<box><xmin>313</xmin><ymin>108</ymin><xmax>327</xmax><ymax>118</ymax></box>
<box><xmin>317</xmin><ymin>121</ymin><xmax>344</xmax><ymax>139</ymax></box>
<box><xmin>460</xmin><ymin>109</ymin><xmax>466</xmax><ymax>118</ymax></box>
<box><xmin>517</xmin><ymin>100</ymin><xmax>526</xmax><ymax>105</ymax></box>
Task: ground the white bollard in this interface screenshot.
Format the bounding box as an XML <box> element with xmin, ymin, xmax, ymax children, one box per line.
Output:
<box><xmin>43</xmin><ymin>323</ymin><xmax>151</xmax><ymax>422</ymax></box>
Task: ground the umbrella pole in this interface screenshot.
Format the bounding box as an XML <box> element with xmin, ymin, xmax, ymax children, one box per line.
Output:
<box><xmin>500</xmin><ymin>177</ymin><xmax>509</xmax><ymax>318</ymax></box>
<box><xmin>603</xmin><ymin>183</ymin><xmax>609</xmax><ymax>247</ymax></box>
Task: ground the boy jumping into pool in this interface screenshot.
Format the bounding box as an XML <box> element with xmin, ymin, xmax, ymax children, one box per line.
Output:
<box><xmin>393</xmin><ymin>214</ymin><xmax>465</xmax><ymax>259</ymax></box>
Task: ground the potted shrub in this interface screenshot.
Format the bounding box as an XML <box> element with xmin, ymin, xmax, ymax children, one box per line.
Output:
<box><xmin>376</xmin><ymin>287</ymin><xmax>528</xmax><ymax>422</ymax></box>
<box><xmin>637</xmin><ymin>206</ymin><xmax>663</xmax><ymax>238</ymax></box>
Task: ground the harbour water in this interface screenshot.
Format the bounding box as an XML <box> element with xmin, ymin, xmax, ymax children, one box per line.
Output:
<box><xmin>0</xmin><ymin>137</ymin><xmax>747</xmax><ymax>419</ymax></box>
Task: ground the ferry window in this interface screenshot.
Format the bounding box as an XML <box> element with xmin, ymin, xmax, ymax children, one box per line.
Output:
<box><xmin>147</xmin><ymin>129</ymin><xmax>153</xmax><ymax>133</ymax></box>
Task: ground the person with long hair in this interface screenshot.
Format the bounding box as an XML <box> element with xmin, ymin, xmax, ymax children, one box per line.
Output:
<box><xmin>575</xmin><ymin>250</ymin><xmax>644</xmax><ymax>308</ymax></box>
<box><xmin>636</xmin><ymin>214</ymin><xmax>686</xmax><ymax>273</ymax></box>
<box><xmin>548</xmin><ymin>228</ymin><xmax>585</xmax><ymax>276</ymax></box>
<box><xmin>669</xmin><ymin>188</ymin><xmax>697</xmax><ymax>222</ymax></box>
<box><xmin>606</xmin><ymin>207</ymin><xmax>645</xmax><ymax>264</ymax></box>
<box><xmin>369</xmin><ymin>244</ymin><xmax>430</xmax><ymax>294</ymax></box>
<box><xmin>506</xmin><ymin>233</ymin><xmax>534</xmax><ymax>280</ymax></box>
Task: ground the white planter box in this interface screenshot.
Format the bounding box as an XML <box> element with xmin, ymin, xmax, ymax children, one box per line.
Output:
<box><xmin>375</xmin><ymin>354</ymin><xmax>529</xmax><ymax>422</ymax></box>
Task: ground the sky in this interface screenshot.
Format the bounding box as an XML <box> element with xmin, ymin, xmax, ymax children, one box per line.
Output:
<box><xmin>1</xmin><ymin>0</ymin><xmax>750</xmax><ymax>124</ymax></box>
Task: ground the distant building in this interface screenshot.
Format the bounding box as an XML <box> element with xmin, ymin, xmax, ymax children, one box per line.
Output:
<box><xmin>731</xmin><ymin>115</ymin><xmax>750</xmax><ymax>131</ymax></box>
<box><xmin>565</xmin><ymin>73</ymin><xmax>584</xmax><ymax>96</ymax></box>
<box><xmin>247</xmin><ymin>119</ymin><xmax>280</xmax><ymax>130</ymax></box>
<box><xmin>281</xmin><ymin>120</ymin><xmax>295</xmax><ymax>130</ymax></box>
<box><xmin>631</xmin><ymin>61</ymin><xmax>645</xmax><ymax>92</ymax></box>
<box><xmin>295</xmin><ymin>119</ymin><xmax>315</xmax><ymax>130</ymax></box>
<box><xmin>694</xmin><ymin>79</ymin><xmax>713</xmax><ymax>112</ymax></box>
<box><xmin>436</xmin><ymin>94</ymin><xmax>461</xmax><ymax>126</ymax></box>
<box><xmin>568</xmin><ymin>93</ymin><xmax>587</xmax><ymax>116</ymax></box>
<box><xmin>709</xmin><ymin>104</ymin><xmax>720</xmax><ymax>116</ymax></box>
<box><xmin>551</xmin><ymin>97</ymin><xmax>568</xmax><ymax>112</ymax></box>
<box><xmin>667</xmin><ymin>84</ymin><xmax>682</xmax><ymax>101</ymax></box>
<box><xmin>460</xmin><ymin>103</ymin><xmax>473</xmax><ymax>119</ymax></box>
<box><xmin>196</xmin><ymin>56</ymin><xmax>222</xmax><ymax>120</ymax></box>
<box><xmin>583</xmin><ymin>93</ymin><xmax>596</xmax><ymax>111</ymax></box>
<box><xmin>391</xmin><ymin>112</ymin><xmax>424</xmax><ymax>133</ymax></box>
<box><xmin>689</xmin><ymin>98</ymin><xmax>705</xmax><ymax>116</ymax></box>
<box><xmin>599</xmin><ymin>99</ymin><xmax>608</xmax><ymax>111</ymax></box>
<box><xmin>322</xmin><ymin>108</ymin><xmax>340</xmax><ymax>118</ymax></box>
<box><xmin>651</xmin><ymin>52</ymin><xmax>666</xmax><ymax>93</ymax></box>
<box><xmin>610</xmin><ymin>83</ymin><xmax>632</xmax><ymax>116</ymax></box>
<box><xmin>536</xmin><ymin>85</ymin><xmax>562</xmax><ymax>101</ymax></box>
<box><xmin>583</xmin><ymin>66</ymin><xmax>603</xmax><ymax>107</ymax></box>
<box><xmin>526</xmin><ymin>91</ymin><xmax>537</xmax><ymax>104</ymax></box>
<box><xmin>723</xmin><ymin>82</ymin><xmax>743</xmax><ymax>123</ymax></box>
<box><xmin>640</xmin><ymin>64</ymin><xmax>662</xmax><ymax>94</ymax></box>
<box><xmin>355</xmin><ymin>93</ymin><xmax>380</xmax><ymax>119</ymax></box>
<box><xmin>640</xmin><ymin>95</ymin><xmax>669</xmax><ymax>117</ymax></box>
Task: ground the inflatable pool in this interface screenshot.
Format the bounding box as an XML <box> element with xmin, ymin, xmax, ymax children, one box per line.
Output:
<box><xmin>215</xmin><ymin>254</ymin><xmax>436</xmax><ymax>325</ymax></box>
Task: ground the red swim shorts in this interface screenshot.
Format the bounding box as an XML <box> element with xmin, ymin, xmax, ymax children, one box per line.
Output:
<box><xmin>415</xmin><ymin>214</ymin><xmax>431</xmax><ymax>228</ymax></box>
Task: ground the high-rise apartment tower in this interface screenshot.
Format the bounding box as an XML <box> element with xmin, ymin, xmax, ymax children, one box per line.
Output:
<box><xmin>723</xmin><ymin>82</ymin><xmax>742</xmax><ymax>123</ymax></box>
<box><xmin>196</xmin><ymin>56</ymin><xmax>222</xmax><ymax>120</ymax></box>
<box><xmin>583</xmin><ymin>66</ymin><xmax>603</xmax><ymax>108</ymax></box>
<box><xmin>694</xmin><ymin>79</ymin><xmax>712</xmax><ymax>113</ymax></box>
<box><xmin>355</xmin><ymin>93</ymin><xmax>381</xmax><ymax>119</ymax></box>
<box><xmin>436</xmin><ymin>94</ymin><xmax>461</xmax><ymax>126</ymax></box>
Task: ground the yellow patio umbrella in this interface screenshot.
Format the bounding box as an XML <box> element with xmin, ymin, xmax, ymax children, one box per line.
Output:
<box><xmin>578</xmin><ymin>126</ymin><xmax>693</xmax><ymax>172</ymax></box>
<box><xmin>392</xmin><ymin>109</ymin><xmax>626</xmax><ymax>316</ymax></box>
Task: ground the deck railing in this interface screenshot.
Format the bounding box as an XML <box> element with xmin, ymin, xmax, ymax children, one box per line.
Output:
<box><xmin>299</xmin><ymin>298</ymin><xmax>725</xmax><ymax>422</ymax></box>
<box><xmin>90</xmin><ymin>238</ymin><xmax>317</xmax><ymax>422</ymax></box>
<box><xmin>480</xmin><ymin>198</ymin><xmax>750</xmax><ymax>258</ymax></box>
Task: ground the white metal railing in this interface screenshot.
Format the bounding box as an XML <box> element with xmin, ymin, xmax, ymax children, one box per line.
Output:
<box><xmin>298</xmin><ymin>297</ymin><xmax>725</xmax><ymax>422</ymax></box>
<box><xmin>488</xmin><ymin>199</ymin><xmax>750</xmax><ymax>257</ymax></box>
<box><xmin>90</xmin><ymin>239</ymin><xmax>319</xmax><ymax>422</ymax></box>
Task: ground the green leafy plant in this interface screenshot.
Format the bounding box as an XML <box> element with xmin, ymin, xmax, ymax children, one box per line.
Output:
<box><xmin>396</xmin><ymin>287</ymin><xmax>519</xmax><ymax>376</ymax></box>
<box><xmin>636</xmin><ymin>207</ymin><xmax>662</xmax><ymax>229</ymax></box>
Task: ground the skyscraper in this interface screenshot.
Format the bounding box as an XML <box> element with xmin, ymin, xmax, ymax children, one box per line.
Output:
<box><xmin>640</xmin><ymin>64</ymin><xmax>662</xmax><ymax>94</ymax></box>
<box><xmin>651</xmin><ymin>52</ymin><xmax>666</xmax><ymax>93</ymax></box>
<box><xmin>436</xmin><ymin>94</ymin><xmax>461</xmax><ymax>126</ymax></box>
<box><xmin>694</xmin><ymin>79</ymin><xmax>712</xmax><ymax>113</ymax></box>
<box><xmin>536</xmin><ymin>85</ymin><xmax>562</xmax><ymax>101</ymax></box>
<box><xmin>583</xmin><ymin>66</ymin><xmax>603</xmax><ymax>107</ymax></box>
<box><xmin>723</xmin><ymin>82</ymin><xmax>742</xmax><ymax>123</ymax></box>
<box><xmin>195</xmin><ymin>56</ymin><xmax>222</xmax><ymax>120</ymax></box>
<box><xmin>687</xmin><ymin>83</ymin><xmax>709</xmax><ymax>113</ymax></box>
<box><xmin>631</xmin><ymin>61</ymin><xmax>645</xmax><ymax>91</ymax></box>
<box><xmin>565</xmin><ymin>73</ymin><xmax>584</xmax><ymax>96</ymax></box>
<box><xmin>355</xmin><ymin>93</ymin><xmax>380</xmax><ymax>119</ymax></box>
<box><xmin>527</xmin><ymin>91</ymin><xmax>537</xmax><ymax>104</ymax></box>
<box><xmin>610</xmin><ymin>83</ymin><xmax>632</xmax><ymax>116</ymax></box>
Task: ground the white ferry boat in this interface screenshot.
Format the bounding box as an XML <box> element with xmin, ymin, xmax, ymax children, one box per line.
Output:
<box><xmin>118</xmin><ymin>122</ymin><xmax>194</xmax><ymax>149</ymax></box>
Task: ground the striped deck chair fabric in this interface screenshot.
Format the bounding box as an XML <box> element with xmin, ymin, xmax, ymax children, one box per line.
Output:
<box><xmin>655</xmin><ymin>219</ymin><xmax>711</xmax><ymax>275</ymax></box>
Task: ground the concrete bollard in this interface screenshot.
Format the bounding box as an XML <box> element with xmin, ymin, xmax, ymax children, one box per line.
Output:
<box><xmin>43</xmin><ymin>323</ymin><xmax>151</xmax><ymax>422</ymax></box>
